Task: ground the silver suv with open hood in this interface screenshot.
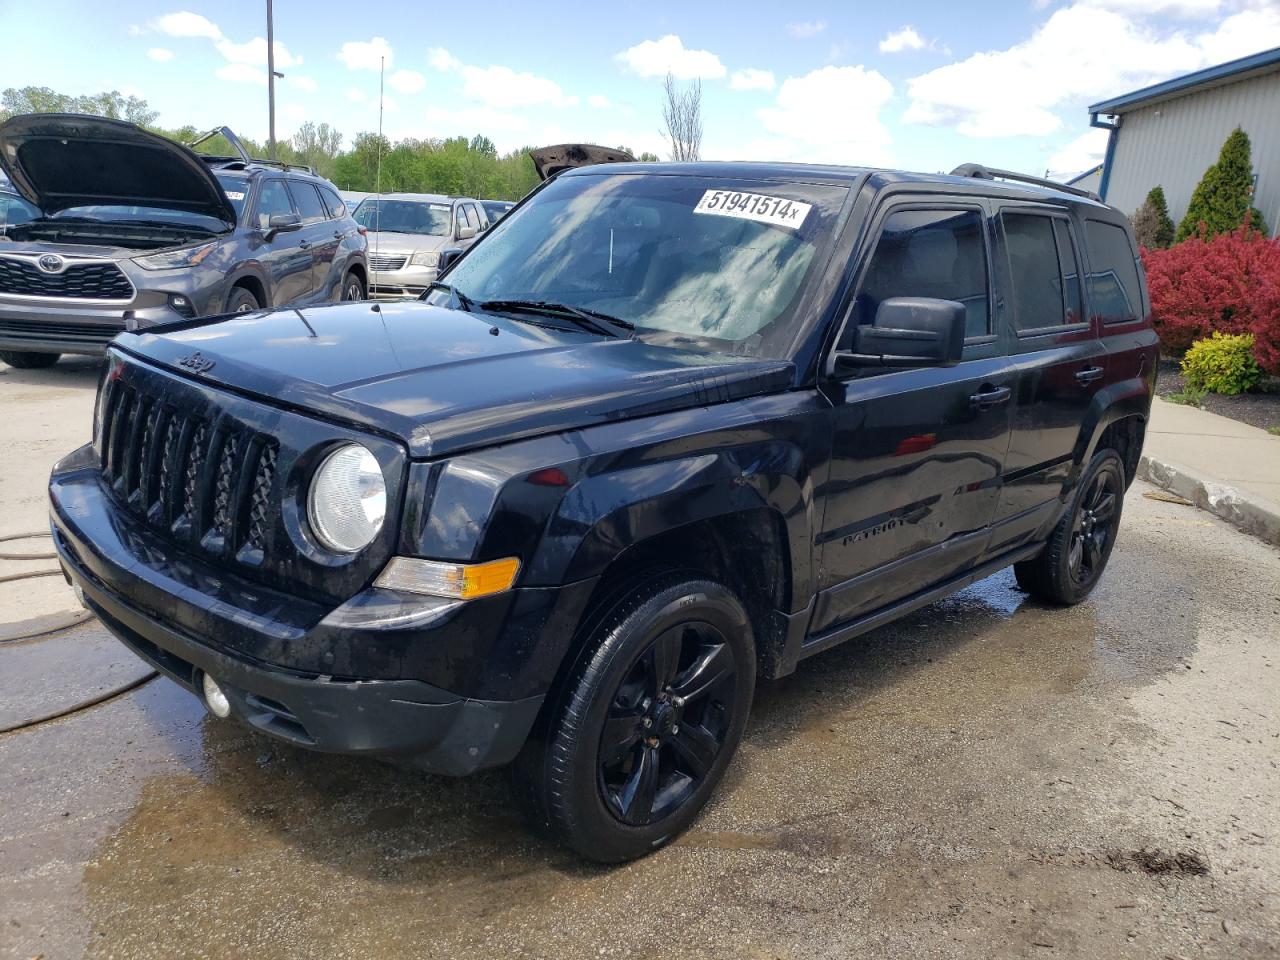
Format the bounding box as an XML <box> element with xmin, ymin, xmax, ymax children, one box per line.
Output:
<box><xmin>0</xmin><ymin>114</ymin><xmax>368</xmax><ymax>368</ymax></box>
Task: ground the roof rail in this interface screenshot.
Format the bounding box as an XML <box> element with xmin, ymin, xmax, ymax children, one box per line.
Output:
<box><xmin>187</xmin><ymin>126</ymin><xmax>316</xmax><ymax>175</ymax></box>
<box><xmin>950</xmin><ymin>163</ymin><xmax>1101</xmax><ymax>202</ymax></box>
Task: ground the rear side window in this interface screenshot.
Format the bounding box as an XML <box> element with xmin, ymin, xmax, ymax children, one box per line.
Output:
<box><xmin>290</xmin><ymin>182</ymin><xmax>328</xmax><ymax>224</ymax></box>
<box><xmin>319</xmin><ymin>185</ymin><xmax>346</xmax><ymax>218</ymax></box>
<box><xmin>464</xmin><ymin>203</ymin><xmax>481</xmax><ymax>228</ymax></box>
<box><xmin>1001</xmin><ymin>212</ymin><xmax>1083</xmax><ymax>331</ymax></box>
<box><xmin>1084</xmin><ymin>220</ymin><xmax>1142</xmax><ymax>324</ymax></box>
<box><xmin>255</xmin><ymin>180</ymin><xmax>294</xmax><ymax>230</ymax></box>
<box><xmin>854</xmin><ymin>208</ymin><xmax>990</xmax><ymax>339</ymax></box>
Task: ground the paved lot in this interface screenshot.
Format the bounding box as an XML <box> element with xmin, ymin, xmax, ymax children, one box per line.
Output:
<box><xmin>2</xmin><ymin>356</ymin><xmax>1278</xmax><ymax>960</ymax></box>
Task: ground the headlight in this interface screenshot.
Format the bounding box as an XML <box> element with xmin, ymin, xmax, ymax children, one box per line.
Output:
<box><xmin>134</xmin><ymin>241</ymin><xmax>218</xmax><ymax>271</ymax></box>
<box><xmin>307</xmin><ymin>444</ymin><xmax>387</xmax><ymax>553</ymax></box>
<box><xmin>410</xmin><ymin>250</ymin><xmax>440</xmax><ymax>267</ymax></box>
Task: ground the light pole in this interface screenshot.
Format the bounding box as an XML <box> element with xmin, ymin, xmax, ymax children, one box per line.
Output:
<box><xmin>266</xmin><ymin>0</ymin><xmax>276</xmax><ymax>159</ymax></box>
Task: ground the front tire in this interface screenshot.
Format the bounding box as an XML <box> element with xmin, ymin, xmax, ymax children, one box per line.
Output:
<box><xmin>0</xmin><ymin>350</ymin><xmax>59</xmax><ymax>369</ymax></box>
<box><xmin>226</xmin><ymin>286</ymin><xmax>261</xmax><ymax>313</ymax></box>
<box><xmin>514</xmin><ymin>572</ymin><xmax>755</xmax><ymax>862</ymax></box>
<box><xmin>342</xmin><ymin>271</ymin><xmax>366</xmax><ymax>302</ymax></box>
<box><xmin>1014</xmin><ymin>448</ymin><xmax>1126</xmax><ymax>605</ymax></box>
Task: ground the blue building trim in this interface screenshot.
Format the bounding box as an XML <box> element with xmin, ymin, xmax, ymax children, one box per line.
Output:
<box><xmin>1088</xmin><ymin>45</ymin><xmax>1280</xmax><ymax>116</ymax></box>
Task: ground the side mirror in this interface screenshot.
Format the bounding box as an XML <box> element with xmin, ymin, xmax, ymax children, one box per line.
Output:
<box><xmin>834</xmin><ymin>297</ymin><xmax>966</xmax><ymax>373</ymax></box>
<box><xmin>437</xmin><ymin>247</ymin><xmax>465</xmax><ymax>275</ymax></box>
<box><xmin>455</xmin><ymin>224</ymin><xmax>477</xmax><ymax>241</ymax></box>
<box><xmin>265</xmin><ymin>212</ymin><xmax>302</xmax><ymax>239</ymax></box>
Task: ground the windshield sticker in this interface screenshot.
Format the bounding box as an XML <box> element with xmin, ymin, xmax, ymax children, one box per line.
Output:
<box><xmin>693</xmin><ymin>189</ymin><xmax>812</xmax><ymax>229</ymax></box>
<box><xmin>224</xmin><ymin>191</ymin><xmax>245</xmax><ymax>201</ymax></box>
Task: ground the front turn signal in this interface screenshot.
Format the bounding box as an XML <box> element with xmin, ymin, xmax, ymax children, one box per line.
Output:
<box><xmin>374</xmin><ymin>556</ymin><xmax>521</xmax><ymax>600</ymax></box>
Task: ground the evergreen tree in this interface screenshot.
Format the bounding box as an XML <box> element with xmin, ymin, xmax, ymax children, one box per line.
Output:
<box><xmin>1131</xmin><ymin>185</ymin><xmax>1176</xmax><ymax>249</ymax></box>
<box><xmin>1147</xmin><ymin>186</ymin><xmax>1175</xmax><ymax>247</ymax></box>
<box><xmin>1176</xmin><ymin>127</ymin><xmax>1258</xmax><ymax>242</ymax></box>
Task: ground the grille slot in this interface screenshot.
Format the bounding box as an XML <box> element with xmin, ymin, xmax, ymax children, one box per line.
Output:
<box><xmin>100</xmin><ymin>384</ymin><xmax>274</xmax><ymax>563</ymax></box>
<box><xmin>0</xmin><ymin>256</ymin><xmax>133</xmax><ymax>300</ymax></box>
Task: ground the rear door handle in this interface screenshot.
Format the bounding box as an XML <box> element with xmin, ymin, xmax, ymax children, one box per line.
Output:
<box><xmin>969</xmin><ymin>385</ymin><xmax>1011</xmax><ymax>408</ymax></box>
<box><xmin>1075</xmin><ymin>365</ymin><xmax>1104</xmax><ymax>384</ymax></box>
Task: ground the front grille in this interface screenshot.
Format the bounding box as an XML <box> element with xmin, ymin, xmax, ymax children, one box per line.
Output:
<box><xmin>0</xmin><ymin>318</ymin><xmax>122</xmax><ymax>345</ymax></box>
<box><xmin>0</xmin><ymin>256</ymin><xmax>133</xmax><ymax>300</ymax></box>
<box><xmin>369</xmin><ymin>254</ymin><xmax>408</xmax><ymax>271</ymax></box>
<box><xmin>100</xmin><ymin>379</ymin><xmax>279</xmax><ymax>567</ymax></box>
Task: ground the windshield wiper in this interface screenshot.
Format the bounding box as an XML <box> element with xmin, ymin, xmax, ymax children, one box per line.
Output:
<box><xmin>478</xmin><ymin>299</ymin><xmax>634</xmax><ymax>339</ymax></box>
<box><xmin>423</xmin><ymin>281</ymin><xmax>474</xmax><ymax>312</ymax></box>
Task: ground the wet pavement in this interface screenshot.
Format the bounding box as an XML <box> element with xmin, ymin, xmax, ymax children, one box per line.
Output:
<box><xmin>2</xmin><ymin>358</ymin><xmax>1278</xmax><ymax>959</ymax></box>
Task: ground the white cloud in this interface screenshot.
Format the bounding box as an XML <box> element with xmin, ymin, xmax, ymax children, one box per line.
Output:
<box><xmin>615</xmin><ymin>35</ymin><xmax>727</xmax><ymax>79</ymax></box>
<box><xmin>389</xmin><ymin>69</ymin><xmax>426</xmax><ymax>94</ymax></box>
<box><xmin>152</xmin><ymin>11</ymin><xmax>221</xmax><ymax>40</ymax></box>
<box><xmin>588</xmin><ymin>94</ymin><xmax>612</xmax><ymax>108</ymax></box>
<box><xmin>214</xmin><ymin>36</ymin><xmax>299</xmax><ymax>69</ymax></box>
<box><xmin>902</xmin><ymin>3</ymin><xmax>1280</xmax><ymax>138</ymax></box>
<box><xmin>147</xmin><ymin>47</ymin><xmax>174</xmax><ymax>62</ymax></box>
<box><xmin>427</xmin><ymin>47</ymin><xmax>460</xmax><ymax>71</ymax></box>
<box><xmin>879</xmin><ymin>26</ymin><xmax>928</xmax><ymax>53</ymax></box>
<box><xmin>1046</xmin><ymin>128</ymin><xmax>1110</xmax><ymax>177</ymax></box>
<box><xmin>287</xmin><ymin>75</ymin><xmax>318</xmax><ymax>93</ymax></box>
<box><xmin>461</xmin><ymin>64</ymin><xmax>577</xmax><ymax>108</ymax></box>
<box><xmin>730</xmin><ymin>68</ymin><xmax>776</xmax><ymax>91</ymax></box>
<box><xmin>786</xmin><ymin>20</ymin><xmax>827</xmax><ymax>38</ymax></box>
<box><xmin>215</xmin><ymin>62</ymin><xmax>266</xmax><ymax>86</ymax></box>
<box><xmin>345</xmin><ymin>88</ymin><xmax>366</xmax><ymax>102</ymax></box>
<box><xmin>753</xmin><ymin>65</ymin><xmax>894</xmax><ymax>165</ymax></box>
<box><xmin>1080</xmin><ymin>0</ymin><xmax>1224</xmax><ymax>17</ymax></box>
<box><xmin>338</xmin><ymin>37</ymin><xmax>393</xmax><ymax>71</ymax></box>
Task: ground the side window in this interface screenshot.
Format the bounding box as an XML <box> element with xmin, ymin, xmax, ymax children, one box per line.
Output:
<box><xmin>319</xmin><ymin>186</ymin><xmax>346</xmax><ymax>218</ymax></box>
<box><xmin>851</xmin><ymin>207</ymin><xmax>990</xmax><ymax>342</ymax></box>
<box><xmin>464</xmin><ymin>203</ymin><xmax>481</xmax><ymax>229</ymax></box>
<box><xmin>289</xmin><ymin>182</ymin><xmax>328</xmax><ymax>225</ymax></box>
<box><xmin>454</xmin><ymin>205</ymin><xmax>468</xmax><ymax>233</ymax></box>
<box><xmin>255</xmin><ymin>180</ymin><xmax>294</xmax><ymax>231</ymax></box>
<box><xmin>1002</xmin><ymin>212</ymin><xmax>1080</xmax><ymax>331</ymax></box>
<box><xmin>1084</xmin><ymin>220</ymin><xmax>1142</xmax><ymax>324</ymax></box>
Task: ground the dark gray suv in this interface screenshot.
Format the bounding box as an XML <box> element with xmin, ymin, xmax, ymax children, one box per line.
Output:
<box><xmin>0</xmin><ymin>114</ymin><xmax>369</xmax><ymax>368</ymax></box>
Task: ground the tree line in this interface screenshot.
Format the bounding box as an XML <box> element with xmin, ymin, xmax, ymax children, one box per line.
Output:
<box><xmin>0</xmin><ymin>86</ymin><xmax>659</xmax><ymax>201</ymax></box>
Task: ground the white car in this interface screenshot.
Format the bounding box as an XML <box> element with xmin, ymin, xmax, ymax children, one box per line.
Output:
<box><xmin>352</xmin><ymin>194</ymin><xmax>489</xmax><ymax>299</ymax></box>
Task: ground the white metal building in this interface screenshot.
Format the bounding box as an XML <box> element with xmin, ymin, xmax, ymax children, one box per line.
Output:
<box><xmin>1089</xmin><ymin>47</ymin><xmax>1280</xmax><ymax>235</ymax></box>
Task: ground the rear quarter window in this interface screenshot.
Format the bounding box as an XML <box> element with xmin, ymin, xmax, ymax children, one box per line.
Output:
<box><xmin>1084</xmin><ymin>220</ymin><xmax>1142</xmax><ymax>324</ymax></box>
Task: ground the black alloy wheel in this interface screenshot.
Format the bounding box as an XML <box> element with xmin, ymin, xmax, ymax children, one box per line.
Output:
<box><xmin>343</xmin><ymin>272</ymin><xmax>366</xmax><ymax>302</ymax></box>
<box><xmin>598</xmin><ymin>621</ymin><xmax>737</xmax><ymax>826</ymax></box>
<box><xmin>1068</xmin><ymin>466</ymin><xmax>1121</xmax><ymax>585</ymax></box>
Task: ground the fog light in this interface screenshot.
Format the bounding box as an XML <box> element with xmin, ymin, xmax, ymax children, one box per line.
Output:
<box><xmin>168</xmin><ymin>293</ymin><xmax>196</xmax><ymax>318</ymax></box>
<box><xmin>201</xmin><ymin>673</ymin><xmax>232</xmax><ymax>718</ymax></box>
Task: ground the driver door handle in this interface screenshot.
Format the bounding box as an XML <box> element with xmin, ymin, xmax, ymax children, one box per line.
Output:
<box><xmin>1075</xmin><ymin>365</ymin><xmax>1104</xmax><ymax>384</ymax></box>
<box><xmin>970</xmin><ymin>385</ymin><xmax>1012</xmax><ymax>409</ymax></box>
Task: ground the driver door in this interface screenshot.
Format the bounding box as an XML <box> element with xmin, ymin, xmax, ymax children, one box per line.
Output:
<box><xmin>813</xmin><ymin>201</ymin><xmax>1016</xmax><ymax>636</ymax></box>
<box><xmin>253</xmin><ymin>179</ymin><xmax>312</xmax><ymax>306</ymax></box>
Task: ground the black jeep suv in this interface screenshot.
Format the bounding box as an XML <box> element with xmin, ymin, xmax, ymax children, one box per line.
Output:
<box><xmin>0</xmin><ymin>115</ymin><xmax>368</xmax><ymax>368</ymax></box>
<box><xmin>49</xmin><ymin>159</ymin><xmax>1157</xmax><ymax>862</ymax></box>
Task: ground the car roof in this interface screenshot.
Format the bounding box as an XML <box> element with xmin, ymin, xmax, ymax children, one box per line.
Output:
<box><xmin>560</xmin><ymin>160</ymin><xmax>1109</xmax><ymax>210</ymax></box>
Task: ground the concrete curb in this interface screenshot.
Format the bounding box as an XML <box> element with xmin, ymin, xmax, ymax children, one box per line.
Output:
<box><xmin>1138</xmin><ymin>454</ymin><xmax>1280</xmax><ymax>547</ymax></box>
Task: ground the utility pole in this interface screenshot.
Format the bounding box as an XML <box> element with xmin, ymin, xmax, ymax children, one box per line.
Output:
<box><xmin>266</xmin><ymin>0</ymin><xmax>277</xmax><ymax>159</ymax></box>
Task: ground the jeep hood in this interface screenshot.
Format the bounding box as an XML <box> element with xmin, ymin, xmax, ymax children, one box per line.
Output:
<box><xmin>118</xmin><ymin>300</ymin><xmax>795</xmax><ymax>458</ymax></box>
<box><xmin>0</xmin><ymin>113</ymin><xmax>236</xmax><ymax>227</ymax></box>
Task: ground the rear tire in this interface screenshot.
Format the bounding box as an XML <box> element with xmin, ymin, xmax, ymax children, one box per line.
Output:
<box><xmin>226</xmin><ymin>287</ymin><xmax>261</xmax><ymax>313</ymax></box>
<box><xmin>513</xmin><ymin>572</ymin><xmax>755</xmax><ymax>862</ymax></box>
<box><xmin>1014</xmin><ymin>448</ymin><xmax>1126</xmax><ymax>605</ymax></box>
<box><xmin>0</xmin><ymin>350</ymin><xmax>59</xmax><ymax>369</ymax></box>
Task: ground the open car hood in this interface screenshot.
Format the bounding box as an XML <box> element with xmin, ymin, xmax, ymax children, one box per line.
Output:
<box><xmin>529</xmin><ymin>144</ymin><xmax>634</xmax><ymax>181</ymax></box>
<box><xmin>0</xmin><ymin>114</ymin><xmax>237</xmax><ymax>227</ymax></box>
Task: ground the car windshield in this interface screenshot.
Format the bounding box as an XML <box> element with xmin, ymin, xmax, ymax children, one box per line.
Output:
<box><xmin>441</xmin><ymin>173</ymin><xmax>849</xmax><ymax>358</ymax></box>
<box><xmin>216</xmin><ymin>174</ymin><xmax>249</xmax><ymax>219</ymax></box>
<box><xmin>354</xmin><ymin>198</ymin><xmax>452</xmax><ymax>236</ymax></box>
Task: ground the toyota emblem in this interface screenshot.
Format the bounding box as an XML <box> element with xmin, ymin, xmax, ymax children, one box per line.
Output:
<box><xmin>36</xmin><ymin>254</ymin><xmax>65</xmax><ymax>273</ymax></box>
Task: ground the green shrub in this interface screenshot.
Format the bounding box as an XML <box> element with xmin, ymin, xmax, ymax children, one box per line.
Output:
<box><xmin>1181</xmin><ymin>332</ymin><xmax>1263</xmax><ymax>395</ymax></box>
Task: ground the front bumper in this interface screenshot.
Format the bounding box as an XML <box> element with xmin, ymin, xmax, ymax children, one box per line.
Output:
<box><xmin>0</xmin><ymin>297</ymin><xmax>194</xmax><ymax>356</ymax></box>
<box><xmin>49</xmin><ymin>453</ymin><xmax>555</xmax><ymax>775</ymax></box>
<box><xmin>369</xmin><ymin>263</ymin><xmax>437</xmax><ymax>300</ymax></box>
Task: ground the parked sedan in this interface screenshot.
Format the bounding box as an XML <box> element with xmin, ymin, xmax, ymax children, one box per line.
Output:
<box><xmin>0</xmin><ymin>114</ymin><xmax>368</xmax><ymax>368</ymax></box>
<box><xmin>352</xmin><ymin>194</ymin><xmax>488</xmax><ymax>299</ymax></box>
<box><xmin>480</xmin><ymin>199</ymin><xmax>514</xmax><ymax>225</ymax></box>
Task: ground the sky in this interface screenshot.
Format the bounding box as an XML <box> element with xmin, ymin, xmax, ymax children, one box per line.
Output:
<box><xmin>2</xmin><ymin>0</ymin><xmax>1279</xmax><ymax>180</ymax></box>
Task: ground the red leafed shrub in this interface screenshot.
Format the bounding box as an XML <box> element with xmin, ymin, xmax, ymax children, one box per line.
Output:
<box><xmin>1142</xmin><ymin>226</ymin><xmax>1280</xmax><ymax>374</ymax></box>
